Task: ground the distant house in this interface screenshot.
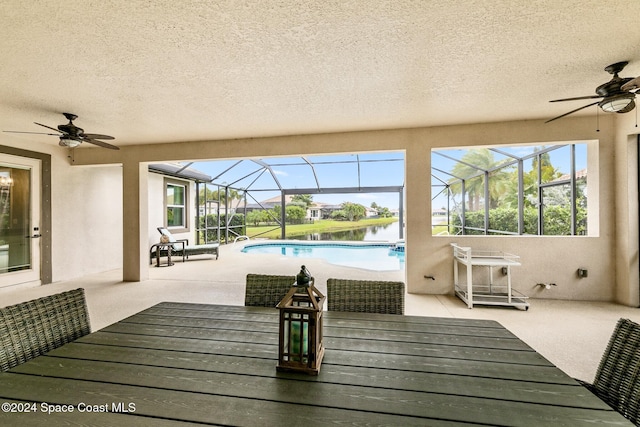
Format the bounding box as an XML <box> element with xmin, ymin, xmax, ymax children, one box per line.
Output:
<box><xmin>364</xmin><ymin>206</ymin><xmax>378</xmax><ymax>218</ymax></box>
<box><xmin>244</xmin><ymin>196</ymin><xmax>352</xmax><ymax>220</ymax></box>
<box><xmin>554</xmin><ymin>168</ymin><xmax>587</xmax><ymax>182</ymax></box>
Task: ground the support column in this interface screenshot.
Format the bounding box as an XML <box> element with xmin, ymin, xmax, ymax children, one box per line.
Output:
<box><xmin>404</xmin><ymin>142</ymin><xmax>432</xmax><ymax>294</ymax></box>
<box><xmin>122</xmin><ymin>161</ymin><xmax>149</xmax><ymax>282</ymax></box>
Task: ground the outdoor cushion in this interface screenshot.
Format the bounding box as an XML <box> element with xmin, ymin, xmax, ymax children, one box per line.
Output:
<box><xmin>156</xmin><ymin>227</ymin><xmax>219</xmax><ymax>261</ymax></box>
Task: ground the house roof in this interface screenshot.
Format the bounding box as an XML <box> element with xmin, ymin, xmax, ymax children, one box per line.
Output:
<box><xmin>149</xmin><ymin>163</ymin><xmax>211</xmax><ymax>182</ymax></box>
<box><xmin>2</xmin><ymin>2</ymin><xmax>640</xmax><ymax>149</ymax></box>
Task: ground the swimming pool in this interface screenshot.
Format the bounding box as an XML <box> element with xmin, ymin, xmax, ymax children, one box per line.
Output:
<box><xmin>241</xmin><ymin>241</ymin><xmax>405</xmax><ymax>271</ymax></box>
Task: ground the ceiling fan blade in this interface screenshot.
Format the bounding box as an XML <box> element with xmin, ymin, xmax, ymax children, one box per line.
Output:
<box><xmin>3</xmin><ymin>130</ymin><xmax>60</xmax><ymax>136</ymax></box>
<box><xmin>82</xmin><ymin>138</ymin><xmax>120</xmax><ymax>150</ymax></box>
<box><xmin>545</xmin><ymin>101</ymin><xmax>600</xmax><ymax>123</ymax></box>
<box><xmin>549</xmin><ymin>95</ymin><xmax>602</xmax><ymax>103</ymax></box>
<box><xmin>82</xmin><ymin>133</ymin><xmax>115</xmax><ymax>140</ymax></box>
<box><xmin>34</xmin><ymin>121</ymin><xmax>65</xmax><ymax>133</ymax></box>
<box><xmin>621</xmin><ymin>76</ymin><xmax>640</xmax><ymax>92</ymax></box>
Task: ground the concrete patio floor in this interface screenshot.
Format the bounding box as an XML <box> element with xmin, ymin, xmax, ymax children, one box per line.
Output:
<box><xmin>2</xmin><ymin>241</ymin><xmax>639</xmax><ymax>383</ymax></box>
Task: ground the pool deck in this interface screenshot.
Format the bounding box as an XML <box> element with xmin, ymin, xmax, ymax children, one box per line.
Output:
<box><xmin>2</xmin><ymin>239</ymin><xmax>640</xmax><ymax>384</ymax></box>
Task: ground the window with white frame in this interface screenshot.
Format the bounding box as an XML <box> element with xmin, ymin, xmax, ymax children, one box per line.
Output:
<box><xmin>431</xmin><ymin>142</ymin><xmax>590</xmax><ymax>236</ymax></box>
<box><xmin>165</xmin><ymin>180</ymin><xmax>188</xmax><ymax>230</ymax></box>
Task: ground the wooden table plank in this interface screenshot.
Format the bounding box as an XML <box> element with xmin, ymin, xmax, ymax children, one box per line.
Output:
<box><xmin>75</xmin><ymin>332</ymin><xmax>567</xmax><ymax>383</ymax></box>
<box><xmin>144</xmin><ymin>302</ymin><xmax>506</xmax><ymax>328</ymax></box>
<box><xmin>37</xmin><ymin>344</ymin><xmax>605</xmax><ymax>408</ymax></box>
<box><xmin>6</xmin><ymin>358</ymin><xmax>622</xmax><ymax>427</ymax></box>
<box><xmin>102</xmin><ymin>320</ymin><xmax>534</xmax><ymax>352</ymax></box>
<box><xmin>85</xmin><ymin>327</ymin><xmax>551</xmax><ymax>370</ymax></box>
<box><xmin>0</xmin><ymin>374</ymin><xmax>470</xmax><ymax>427</ymax></box>
<box><xmin>125</xmin><ymin>311</ymin><xmax>520</xmax><ymax>339</ymax></box>
<box><xmin>0</xmin><ymin>399</ymin><xmax>202</xmax><ymax>427</ymax></box>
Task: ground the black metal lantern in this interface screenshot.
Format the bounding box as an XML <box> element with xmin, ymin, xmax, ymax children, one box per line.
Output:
<box><xmin>276</xmin><ymin>266</ymin><xmax>325</xmax><ymax>375</ymax></box>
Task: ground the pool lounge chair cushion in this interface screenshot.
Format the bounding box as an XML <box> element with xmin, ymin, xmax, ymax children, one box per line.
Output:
<box><xmin>0</xmin><ymin>288</ymin><xmax>91</xmax><ymax>372</ymax></box>
<box><xmin>157</xmin><ymin>227</ymin><xmax>219</xmax><ymax>261</ymax></box>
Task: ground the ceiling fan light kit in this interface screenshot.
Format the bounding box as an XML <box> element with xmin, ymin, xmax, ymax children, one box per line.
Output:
<box><xmin>59</xmin><ymin>137</ymin><xmax>81</xmax><ymax>148</ymax></box>
<box><xmin>546</xmin><ymin>61</ymin><xmax>640</xmax><ymax>123</ymax></box>
<box><xmin>599</xmin><ymin>94</ymin><xmax>635</xmax><ymax>113</ymax></box>
<box><xmin>3</xmin><ymin>112</ymin><xmax>118</xmax><ymax>150</ymax></box>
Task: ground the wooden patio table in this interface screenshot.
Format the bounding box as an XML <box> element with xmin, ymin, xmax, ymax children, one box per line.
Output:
<box><xmin>0</xmin><ymin>303</ymin><xmax>632</xmax><ymax>426</ymax></box>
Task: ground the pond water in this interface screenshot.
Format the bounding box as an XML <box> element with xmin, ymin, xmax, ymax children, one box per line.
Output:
<box><xmin>289</xmin><ymin>221</ymin><xmax>402</xmax><ymax>242</ymax></box>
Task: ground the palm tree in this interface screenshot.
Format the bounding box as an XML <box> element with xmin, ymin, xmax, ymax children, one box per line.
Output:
<box><xmin>448</xmin><ymin>149</ymin><xmax>495</xmax><ymax>211</ymax></box>
<box><xmin>198</xmin><ymin>187</ymin><xmax>241</xmax><ymax>205</ymax></box>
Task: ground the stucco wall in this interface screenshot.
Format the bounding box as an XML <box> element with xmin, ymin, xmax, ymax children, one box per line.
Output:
<box><xmin>147</xmin><ymin>172</ymin><xmax>197</xmax><ymax>247</ymax></box>
<box><xmin>6</xmin><ymin>113</ymin><xmax>639</xmax><ymax>304</ymax></box>
<box><xmin>148</xmin><ymin>172</ymin><xmax>164</xmax><ymax>245</ymax></box>
<box><xmin>613</xmin><ymin>112</ymin><xmax>640</xmax><ymax>306</ymax></box>
<box><xmin>403</xmin><ymin>118</ymin><xmax>619</xmax><ymax>302</ymax></box>
<box><xmin>0</xmin><ymin>139</ymin><xmax>123</xmax><ymax>283</ymax></box>
<box><xmin>51</xmin><ymin>161</ymin><xmax>122</xmax><ymax>281</ymax></box>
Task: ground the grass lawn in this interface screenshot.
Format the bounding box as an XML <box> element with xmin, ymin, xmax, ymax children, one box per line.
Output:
<box><xmin>247</xmin><ymin>217</ymin><xmax>398</xmax><ymax>239</ymax></box>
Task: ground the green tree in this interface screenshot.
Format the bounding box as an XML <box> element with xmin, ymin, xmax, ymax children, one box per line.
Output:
<box><xmin>449</xmin><ymin>148</ymin><xmax>508</xmax><ymax>211</ymax></box>
<box><xmin>271</xmin><ymin>205</ymin><xmax>282</xmax><ymax>221</ymax></box>
<box><xmin>198</xmin><ymin>187</ymin><xmax>241</xmax><ymax>205</ymax></box>
<box><xmin>377</xmin><ymin>206</ymin><xmax>393</xmax><ymax>218</ymax></box>
<box><xmin>291</xmin><ymin>194</ymin><xmax>313</xmax><ymax>208</ymax></box>
<box><xmin>341</xmin><ymin>202</ymin><xmax>366</xmax><ymax>221</ymax></box>
<box><xmin>246</xmin><ymin>210</ymin><xmax>268</xmax><ymax>226</ymax></box>
<box><xmin>285</xmin><ymin>205</ymin><xmax>306</xmax><ymax>223</ymax></box>
<box><xmin>330</xmin><ymin>209</ymin><xmax>347</xmax><ymax>220</ymax></box>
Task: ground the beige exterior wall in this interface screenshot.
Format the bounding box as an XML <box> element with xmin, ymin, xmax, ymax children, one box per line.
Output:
<box><xmin>148</xmin><ymin>172</ymin><xmax>198</xmax><ymax>248</ymax></box>
<box><xmin>0</xmin><ymin>139</ymin><xmax>123</xmax><ymax>283</ymax></box>
<box><xmin>613</xmin><ymin>112</ymin><xmax>640</xmax><ymax>306</ymax></box>
<box><xmin>3</xmin><ymin>114</ymin><xmax>639</xmax><ymax>305</ymax></box>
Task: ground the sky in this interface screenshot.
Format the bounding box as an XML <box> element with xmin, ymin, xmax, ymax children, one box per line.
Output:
<box><xmin>187</xmin><ymin>142</ymin><xmax>587</xmax><ymax>211</ymax></box>
<box><xmin>431</xmin><ymin>142</ymin><xmax>588</xmax><ymax>209</ymax></box>
<box><xmin>191</xmin><ymin>152</ymin><xmax>405</xmax><ymax>210</ymax></box>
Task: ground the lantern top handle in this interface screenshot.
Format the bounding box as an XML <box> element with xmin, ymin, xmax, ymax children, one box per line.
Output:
<box><xmin>296</xmin><ymin>265</ymin><xmax>312</xmax><ymax>287</ymax></box>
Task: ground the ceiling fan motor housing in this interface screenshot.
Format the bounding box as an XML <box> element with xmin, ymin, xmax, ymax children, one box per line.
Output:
<box><xmin>596</xmin><ymin>78</ymin><xmax>634</xmax><ymax>97</ymax></box>
<box><xmin>57</xmin><ymin>123</ymin><xmax>84</xmax><ymax>138</ymax></box>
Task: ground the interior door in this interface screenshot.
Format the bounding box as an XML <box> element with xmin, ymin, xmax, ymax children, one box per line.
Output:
<box><xmin>0</xmin><ymin>154</ymin><xmax>41</xmax><ymax>288</ymax></box>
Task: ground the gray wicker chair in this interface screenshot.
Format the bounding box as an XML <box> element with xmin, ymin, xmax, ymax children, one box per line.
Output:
<box><xmin>245</xmin><ymin>274</ymin><xmax>297</xmax><ymax>307</ymax></box>
<box><xmin>326</xmin><ymin>278</ymin><xmax>405</xmax><ymax>315</ymax></box>
<box><xmin>0</xmin><ymin>288</ymin><xmax>91</xmax><ymax>372</ymax></box>
<box><xmin>579</xmin><ymin>318</ymin><xmax>640</xmax><ymax>425</ymax></box>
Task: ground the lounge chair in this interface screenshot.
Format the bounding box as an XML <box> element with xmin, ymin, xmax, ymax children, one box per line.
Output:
<box><xmin>155</xmin><ymin>227</ymin><xmax>219</xmax><ymax>262</ymax></box>
<box><xmin>326</xmin><ymin>278</ymin><xmax>405</xmax><ymax>315</ymax></box>
<box><xmin>578</xmin><ymin>318</ymin><xmax>640</xmax><ymax>425</ymax></box>
<box><xmin>245</xmin><ymin>274</ymin><xmax>297</xmax><ymax>307</ymax></box>
<box><xmin>0</xmin><ymin>288</ymin><xmax>91</xmax><ymax>372</ymax></box>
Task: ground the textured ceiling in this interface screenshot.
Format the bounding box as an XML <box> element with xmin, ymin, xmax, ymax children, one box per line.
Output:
<box><xmin>1</xmin><ymin>1</ymin><xmax>640</xmax><ymax>148</ymax></box>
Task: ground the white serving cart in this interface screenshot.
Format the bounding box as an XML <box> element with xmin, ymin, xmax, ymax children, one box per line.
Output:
<box><xmin>451</xmin><ymin>243</ymin><xmax>529</xmax><ymax>310</ymax></box>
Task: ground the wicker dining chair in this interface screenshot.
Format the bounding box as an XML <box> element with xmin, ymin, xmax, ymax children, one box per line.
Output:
<box><xmin>579</xmin><ymin>318</ymin><xmax>640</xmax><ymax>425</ymax></box>
<box><xmin>0</xmin><ymin>288</ymin><xmax>91</xmax><ymax>372</ymax></box>
<box><xmin>244</xmin><ymin>274</ymin><xmax>297</xmax><ymax>307</ymax></box>
<box><xmin>326</xmin><ymin>278</ymin><xmax>405</xmax><ymax>315</ymax></box>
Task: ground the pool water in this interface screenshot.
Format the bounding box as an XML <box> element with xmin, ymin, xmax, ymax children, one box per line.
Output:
<box><xmin>241</xmin><ymin>241</ymin><xmax>405</xmax><ymax>271</ymax></box>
